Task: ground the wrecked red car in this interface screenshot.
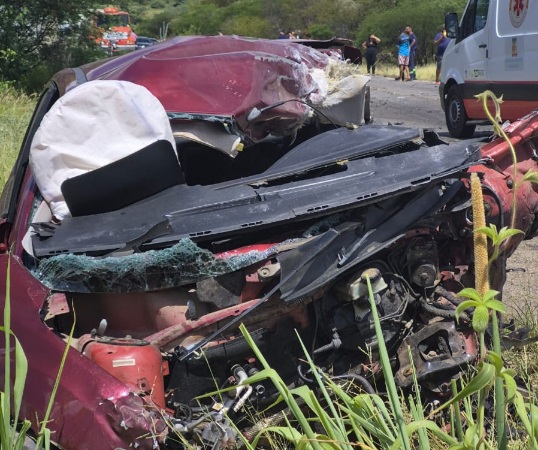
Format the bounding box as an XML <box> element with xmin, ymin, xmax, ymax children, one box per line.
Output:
<box><xmin>1</xmin><ymin>35</ymin><xmax>538</xmax><ymax>450</ymax></box>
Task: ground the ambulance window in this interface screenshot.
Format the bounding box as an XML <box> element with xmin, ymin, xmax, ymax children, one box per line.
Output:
<box><xmin>460</xmin><ymin>0</ymin><xmax>489</xmax><ymax>39</ymax></box>
<box><xmin>475</xmin><ymin>0</ymin><xmax>489</xmax><ymax>32</ymax></box>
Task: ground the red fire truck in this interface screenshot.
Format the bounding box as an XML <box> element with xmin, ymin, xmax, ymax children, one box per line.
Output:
<box><xmin>94</xmin><ymin>6</ymin><xmax>136</xmax><ymax>51</ymax></box>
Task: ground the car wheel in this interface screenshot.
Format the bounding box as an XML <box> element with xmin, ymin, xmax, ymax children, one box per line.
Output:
<box><xmin>445</xmin><ymin>85</ymin><xmax>476</xmax><ymax>138</ymax></box>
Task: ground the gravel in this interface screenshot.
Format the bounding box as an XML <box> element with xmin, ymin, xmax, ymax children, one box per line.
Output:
<box><xmin>367</xmin><ymin>75</ymin><xmax>492</xmax><ymax>140</ymax></box>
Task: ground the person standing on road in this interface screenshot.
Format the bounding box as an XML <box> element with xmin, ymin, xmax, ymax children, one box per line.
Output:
<box><xmin>406</xmin><ymin>26</ymin><xmax>417</xmax><ymax>80</ymax></box>
<box><xmin>396</xmin><ymin>29</ymin><xmax>410</xmax><ymax>81</ymax></box>
<box><xmin>434</xmin><ymin>24</ymin><xmax>451</xmax><ymax>85</ymax></box>
<box><xmin>362</xmin><ymin>34</ymin><xmax>381</xmax><ymax>75</ymax></box>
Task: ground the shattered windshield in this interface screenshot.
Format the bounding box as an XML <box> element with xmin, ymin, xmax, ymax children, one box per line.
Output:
<box><xmin>35</xmin><ymin>238</ymin><xmax>284</xmax><ymax>293</ymax></box>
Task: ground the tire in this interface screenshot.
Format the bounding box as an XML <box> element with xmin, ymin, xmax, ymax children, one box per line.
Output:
<box><xmin>445</xmin><ymin>85</ymin><xmax>476</xmax><ymax>138</ymax></box>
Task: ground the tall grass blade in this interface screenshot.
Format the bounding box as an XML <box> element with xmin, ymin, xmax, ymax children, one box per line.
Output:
<box><xmin>13</xmin><ymin>420</ymin><xmax>32</xmax><ymax>450</ymax></box>
<box><xmin>0</xmin><ymin>390</ymin><xmax>8</xmax><ymax>449</ymax></box>
<box><xmin>326</xmin><ymin>381</ymin><xmax>396</xmax><ymax>446</ymax></box>
<box><xmin>239</xmin><ymin>324</ymin><xmax>325</xmax><ymax>450</ymax></box>
<box><xmin>491</xmin><ymin>311</ymin><xmax>507</xmax><ymax>450</ymax></box>
<box><xmin>450</xmin><ymin>379</ymin><xmax>464</xmax><ymax>442</ymax></box>
<box><xmin>407</xmin><ymin>345</ymin><xmax>429</xmax><ymax>450</ymax></box>
<box><xmin>295</xmin><ymin>330</ymin><xmax>352</xmax><ymax>449</ymax></box>
<box><xmin>365</xmin><ymin>275</ymin><xmax>412</xmax><ymax>450</ymax></box>
<box><xmin>513</xmin><ymin>392</ymin><xmax>538</xmax><ymax>448</ymax></box>
<box><xmin>3</xmin><ymin>259</ymin><xmax>14</xmax><ymax>449</ymax></box>
<box><xmin>0</xmin><ymin>259</ymin><xmax>29</xmax><ymax>449</ymax></box>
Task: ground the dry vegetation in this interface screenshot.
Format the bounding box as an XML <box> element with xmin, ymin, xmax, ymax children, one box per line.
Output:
<box><xmin>0</xmin><ymin>88</ymin><xmax>35</xmax><ymax>189</ymax></box>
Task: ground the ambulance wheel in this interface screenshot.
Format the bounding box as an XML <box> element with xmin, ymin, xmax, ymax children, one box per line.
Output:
<box><xmin>445</xmin><ymin>86</ymin><xmax>476</xmax><ymax>138</ymax></box>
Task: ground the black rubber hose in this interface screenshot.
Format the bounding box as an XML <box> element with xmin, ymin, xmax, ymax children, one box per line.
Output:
<box><xmin>331</xmin><ymin>373</ymin><xmax>376</xmax><ymax>395</ymax></box>
<box><xmin>419</xmin><ymin>297</ymin><xmax>470</xmax><ymax>322</ymax></box>
<box><xmin>435</xmin><ymin>285</ymin><xmax>464</xmax><ymax>306</ymax></box>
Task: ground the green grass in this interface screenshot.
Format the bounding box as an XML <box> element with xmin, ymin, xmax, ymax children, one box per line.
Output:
<box><xmin>0</xmin><ymin>87</ymin><xmax>35</xmax><ymax>191</ymax></box>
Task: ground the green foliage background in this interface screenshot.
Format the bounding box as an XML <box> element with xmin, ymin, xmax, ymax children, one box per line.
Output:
<box><xmin>143</xmin><ymin>0</ymin><xmax>468</xmax><ymax>63</ymax></box>
<box><xmin>0</xmin><ymin>1</ymin><xmax>103</xmax><ymax>92</ymax></box>
<box><xmin>0</xmin><ymin>0</ymin><xmax>467</xmax><ymax>92</ymax></box>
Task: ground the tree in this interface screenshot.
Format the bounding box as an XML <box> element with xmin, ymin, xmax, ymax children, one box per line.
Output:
<box><xmin>169</xmin><ymin>0</ymin><xmax>366</xmax><ymax>39</ymax></box>
<box><xmin>0</xmin><ymin>0</ymin><xmax>100</xmax><ymax>91</ymax></box>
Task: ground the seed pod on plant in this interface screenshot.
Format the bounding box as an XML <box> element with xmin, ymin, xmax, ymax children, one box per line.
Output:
<box><xmin>470</xmin><ymin>172</ymin><xmax>490</xmax><ymax>296</ymax></box>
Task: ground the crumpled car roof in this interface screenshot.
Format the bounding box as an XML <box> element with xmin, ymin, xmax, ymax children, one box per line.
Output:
<box><xmin>65</xmin><ymin>35</ymin><xmax>366</xmax><ymax>143</ymax></box>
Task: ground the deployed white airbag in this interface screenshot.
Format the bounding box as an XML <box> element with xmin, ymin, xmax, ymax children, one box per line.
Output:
<box><xmin>29</xmin><ymin>80</ymin><xmax>176</xmax><ymax>220</ymax></box>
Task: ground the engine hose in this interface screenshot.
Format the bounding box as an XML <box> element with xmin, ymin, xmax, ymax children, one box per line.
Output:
<box><xmin>331</xmin><ymin>374</ymin><xmax>375</xmax><ymax>395</ymax></box>
<box><xmin>419</xmin><ymin>298</ymin><xmax>470</xmax><ymax>322</ymax></box>
<box><xmin>434</xmin><ymin>286</ymin><xmax>464</xmax><ymax>306</ymax></box>
<box><xmin>298</xmin><ymin>348</ymin><xmax>341</xmax><ymax>384</ymax></box>
<box><xmin>297</xmin><ymin>362</ymin><xmax>315</xmax><ymax>384</ymax></box>
<box><xmin>184</xmin><ymin>411</ymin><xmax>219</xmax><ymax>432</ymax></box>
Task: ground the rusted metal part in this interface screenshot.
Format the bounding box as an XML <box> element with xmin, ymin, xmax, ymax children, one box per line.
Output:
<box><xmin>145</xmin><ymin>295</ymin><xmax>311</xmax><ymax>350</ymax></box>
<box><xmin>44</xmin><ymin>292</ymin><xmax>69</xmax><ymax>321</ymax></box>
<box><xmin>395</xmin><ymin>321</ymin><xmax>478</xmax><ymax>388</ymax></box>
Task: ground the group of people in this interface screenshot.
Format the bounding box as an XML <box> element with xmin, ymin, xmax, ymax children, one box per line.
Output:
<box><xmin>361</xmin><ymin>26</ymin><xmax>417</xmax><ymax>79</ymax></box>
<box><xmin>361</xmin><ymin>24</ymin><xmax>451</xmax><ymax>83</ymax></box>
<box><xmin>278</xmin><ymin>30</ymin><xmax>300</xmax><ymax>39</ymax></box>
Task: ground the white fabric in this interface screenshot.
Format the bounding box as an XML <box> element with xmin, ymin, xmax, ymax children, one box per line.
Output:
<box><xmin>29</xmin><ymin>80</ymin><xmax>176</xmax><ymax>220</ymax></box>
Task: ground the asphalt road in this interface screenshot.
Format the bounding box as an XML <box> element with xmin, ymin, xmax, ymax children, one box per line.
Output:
<box><xmin>367</xmin><ymin>75</ymin><xmax>492</xmax><ymax>141</ymax></box>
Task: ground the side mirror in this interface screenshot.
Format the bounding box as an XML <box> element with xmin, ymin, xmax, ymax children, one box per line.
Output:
<box><xmin>445</xmin><ymin>13</ymin><xmax>458</xmax><ymax>40</ymax></box>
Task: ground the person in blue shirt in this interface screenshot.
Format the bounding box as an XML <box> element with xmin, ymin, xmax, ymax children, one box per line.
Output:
<box><xmin>396</xmin><ymin>29</ymin><xmax>410</xmax><ymax>81</ymax></box>
<box><xmin>434</xmin><ymin>25</ymin><xmax>451</xmax><ymax>84</ymax></box>
<box><xmin>406</xmin><ymin>26</ymin><xmax>417</xmax><ymax>80</ymax></box>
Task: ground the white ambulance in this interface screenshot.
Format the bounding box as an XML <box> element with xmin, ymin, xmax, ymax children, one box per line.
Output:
<box><xmin>440</xmin><ymin>0</ymin><xmax>538</xmax><ymax>138</ymax></box>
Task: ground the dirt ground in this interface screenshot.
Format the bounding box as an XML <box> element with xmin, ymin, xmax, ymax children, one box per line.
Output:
<box><xmin>367</xmin><ymin>75</ymin><xmax>536</xmax><ymax>322</ymax></box>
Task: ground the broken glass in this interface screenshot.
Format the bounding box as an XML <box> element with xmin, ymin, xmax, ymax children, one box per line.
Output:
<box><xmin>35</xmin><ymin>238</ymin><xmax>280</xmax><ymax>293</ymax></box>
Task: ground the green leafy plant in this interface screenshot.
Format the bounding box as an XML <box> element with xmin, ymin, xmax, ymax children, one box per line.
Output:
<box><xmin>1</xmin><ymin>259</ymin><xmax>32</xmax><ymax>450</ymax></box>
